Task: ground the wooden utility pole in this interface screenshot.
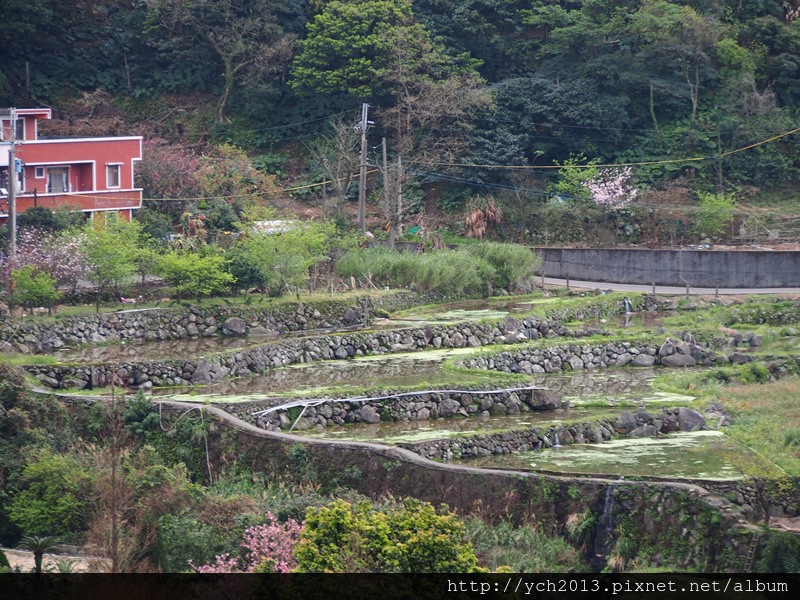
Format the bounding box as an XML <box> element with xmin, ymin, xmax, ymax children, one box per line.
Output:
<box><xmin>7</xmin><ymin>107</ymin><xmax>17</xmax><ymax>259</ymax></box>
<box><xmin>357</xmin><ymin>103</ymin><xmax>369</xmax><ymax>232</ymax></box>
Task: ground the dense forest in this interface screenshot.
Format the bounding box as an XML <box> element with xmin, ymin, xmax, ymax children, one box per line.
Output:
<box><xmin>3</xmin><ymin>0</ymin><xmax>800</xmax><ymax>244</ymax></box>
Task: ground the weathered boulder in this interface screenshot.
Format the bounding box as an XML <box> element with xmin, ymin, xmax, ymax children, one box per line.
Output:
<box><xmin>438</xmin><ymin>398</ymin><xmax>463</xmax><ymax>418</ymax></box>
<box><xmin>527</xmin><ymin>389</ymin><xmax>561</xmax><ymax>411</ymax></box>
<box><xmin>221</xmin><ymin>317</ymin><xmax>247</xmax><ymax>336</ymax></box>
<box><xmin>631</xmin><ymin>354</ymin><xmax>656</xmax><ymax>367</ymax></box>
<box><xmin>677</xmin><ymin>407</ymin><xmax>705</xmax><ymax>432</ymax></box>
<box><xmin>660</xmin><ymin>353</ymin><xmax>697</xmax><ymax>367</ymax></box>
<box><xmin>614</xmin><ymin>411</ymin><xmax>638</xmax><ymax>434</ymax></box>
<box><xmin>358</xmin><ymin>405</ymin><xmax>381</xmax><ymax>424</ymax></box>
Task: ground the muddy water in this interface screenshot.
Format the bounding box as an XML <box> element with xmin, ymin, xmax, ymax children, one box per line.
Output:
<box><xmin>152</xmin><ymin>347</ymin><xmax>504</xmax><ymax>401</ymax></box>
<box><xmin>52</xmin><ymin>336</ymin><xmax>270</xmax><ymax>364</ymax></box>
<box><xmin>460</xmin><ymin>431</ymin><xmax>745</xmax><ymax>480</ymax></box>
<box><xmin>295</xmin><ymin>408</ymin><xmax>608</xmax><ymax>445</ymax></box>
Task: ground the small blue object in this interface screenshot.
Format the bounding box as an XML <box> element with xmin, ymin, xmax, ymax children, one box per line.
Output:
<box><xmin>14</xmin><ymin>158</ymin><xmax>22</xmax><ymax>174</ymax></box>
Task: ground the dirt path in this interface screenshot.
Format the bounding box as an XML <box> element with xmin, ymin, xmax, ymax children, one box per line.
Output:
<box><xmin>1</xmin><ymin>547</ymin><xmax>107</xmax><ymax>573</ymax></box>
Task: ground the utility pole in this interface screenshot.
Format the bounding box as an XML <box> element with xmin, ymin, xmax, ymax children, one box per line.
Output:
<box><xmin>7</xmin><ymin>107</ymin><xmax>17</xmax><ymax>259</ymax></box>
<box><xmin>382</xmin><ymin>137</ymin><xmax>396</xmax><ymax>247</ymax></box>
<box><xmin>357</xmin><ymin>103</ymin><xmax>370</xmax><ymax>232</ymax></box>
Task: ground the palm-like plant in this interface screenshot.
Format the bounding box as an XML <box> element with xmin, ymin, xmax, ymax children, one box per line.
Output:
<box><xmin>17</xmin><ymin>535</ymin><xmax>60</xmax><ymax>574</ymax></box>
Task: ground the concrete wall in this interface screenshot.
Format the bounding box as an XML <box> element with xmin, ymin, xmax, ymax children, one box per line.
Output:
<box><xmin>534</xmin><ymin>247</ymin><xmax>800</xmax><ymax>288</ymax></box>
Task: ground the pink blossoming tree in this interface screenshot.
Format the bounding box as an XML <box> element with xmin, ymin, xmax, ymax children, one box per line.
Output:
<box><xmin>582</xmin><ymin>167</ymin><xmax>638</xmax><ymax>211</ymax></box>
<box><xmin>190</xmin><ymin>513</ymin><xmax>303</xmax><ymax>573</ymax></box>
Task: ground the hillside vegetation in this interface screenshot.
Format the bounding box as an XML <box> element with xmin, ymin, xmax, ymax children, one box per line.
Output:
<box><xmin>3</xmin><ymin>1</ymin><xmax>800</xmax><ymax>245</ymax></box>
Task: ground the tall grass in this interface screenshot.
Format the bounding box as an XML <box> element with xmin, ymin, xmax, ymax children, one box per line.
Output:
<box><xmin>464</xmin><ymin>518</ymin><xmax>588</xmax><ymax>572</ymax></box>
<box><xmin>721</xmin><ymin>376</ymin><xmax>800</xmax><ymax>475</ymax></box>
<box><xmin>335</xmin><ymin>244</ymin><xmax>540</xmax><ymax>296</ymax></box>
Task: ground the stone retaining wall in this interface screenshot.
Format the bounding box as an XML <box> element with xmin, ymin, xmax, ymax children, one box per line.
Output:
<box><xmin>231</xmin><ymin>387</ymin><xmax>563</xmax><ymax>431</ymax></box>
<box><xmin>25</xmin><ymin>316</ymin><xmax>568</xmax><ymax>389</ymax></box>
<box><xmin>1</xmin><ymin>292</ymin><xmax>426</xmax><ymax>354</ymax></box>
<box><xmin>400</xmin><ymin>406</ymin><xmax>708</xmax><ymax>461</ymax></box>
<box><xmin>456</xmin><ymin>336</ymin><xmax>729</xmax><ymax>374</ymax></box>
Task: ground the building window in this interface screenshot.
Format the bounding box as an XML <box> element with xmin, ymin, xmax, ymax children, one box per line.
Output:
<box><xmin>107</xmin><ymin>164</ymin><xmax>121</xmax><ymax>188</ymax></box>
<box><xmin>47</xmin><ymin>166</ymin><xmax>70</xmax><ymax>193</ymax></box>
<box><xmin>0</xmin><ymin>118</ymin><xmax>23</xmax><ymax>141</ymax></box>
<box><xmin>34</xmin><ymin>166</ymin><xmax>45</xmax><ymax>179</ymax></box>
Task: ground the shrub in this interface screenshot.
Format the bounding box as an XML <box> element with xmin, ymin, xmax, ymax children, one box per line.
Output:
<box><xmin>694</xmin><ymin>192</ymin><xmax>735</xmax><ymax>240</ymax></box>
<box><xmin>157</xmin><ymin>250</ymin><xmax>235</xmax><ymax>299</ymax></box>
<box><xmin>7</xmin><ymin>450</ymin><xmax>94</xmax><ymax>537</ymax></box>
<box><xmin>189</xmin><ymin>512</ymin><xmax>302</xmax><ymax>573</ymax></box>
<box><xmin>295</xmin><ymin>498</ymin><xmax>479</xmax><ymax>573</ymax></box>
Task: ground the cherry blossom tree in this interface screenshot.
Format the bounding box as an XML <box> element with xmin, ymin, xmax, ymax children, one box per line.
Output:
<box><xmin>189</xmin><ymin>512</ymin><xmax>302</xmax><ymax>573</ymax></box>
<box><xmin>582</xmin><ymin>167</ymin><xmax>638</xmax><ymax>211</ymax></box>
<box><xmin>15</xmin><ymin>228</ymin><xmax>89</xmax><ymax>294</ymax></box>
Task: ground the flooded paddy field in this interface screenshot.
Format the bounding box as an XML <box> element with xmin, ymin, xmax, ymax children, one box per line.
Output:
<box><xmin>153</xmin><ymin>347</ymin><xmax>512</xmax><ymax>402</ymax></box>
<box><xmin>292</xmin><ymin>407</ymin><xmax>606</xmax><ymax>445</ymax></box>
<box><xmin>459</xmin><ymin>431</ymin><xmax>745</xmax><ymax>481</ymax></box>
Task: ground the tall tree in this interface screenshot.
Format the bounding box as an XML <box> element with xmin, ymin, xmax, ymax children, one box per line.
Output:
<box><xmin>147</xmin><ymin>0</ymin><xmax>295</xmax><ymax>121</ymax></box>
<box><xmin>292</xmin><ymin>0</ymin><xmax>488</xmax><ymax>244</ymax></box>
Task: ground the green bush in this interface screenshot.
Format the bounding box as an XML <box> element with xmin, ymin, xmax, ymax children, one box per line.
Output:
<box><xmin>465</xmin><ymin>518</ymin><xmax>587</xmax><ymax>572</ymax></box>
<box><xmin>756</xmin><ymin>531</ymin><xmax>800</xmax><ymax>572</ymax></box>
<box><xmin>694</xmin><ymin>192</ymin><xmax>735</xmax><ymax>240</ymax></box>
<box><xmin>7</xmin><ymin>450</ymin><xmax>94</xmax><ymax>537</ymax></box>
<box><xmin>157</xmin><ymin>249</ymin><xmax>235</xmax><ymax>299</ymax></box>
<box><xmin>295</xmin><ymin>497</ymin><xmax>480</xmax><ymax>573</ymax></box>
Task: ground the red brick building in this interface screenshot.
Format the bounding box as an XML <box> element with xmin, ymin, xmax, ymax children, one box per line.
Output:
<box><xmin>1</xmin><ymin>108</ymin><xmax>142</xmax><ymax>221</ymax></box>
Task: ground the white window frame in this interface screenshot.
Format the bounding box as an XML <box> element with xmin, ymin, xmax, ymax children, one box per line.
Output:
<box><xmin>34</xmin><ymin>166</ymin><xmax>45</xmax><ymax>179</ymax></box>
<box><xmin>106</xmin><ymin>163</ymin><xmax>122</xmax><ymax>189</ymax></box>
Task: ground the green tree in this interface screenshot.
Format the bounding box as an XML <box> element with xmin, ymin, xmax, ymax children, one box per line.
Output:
<box><xmin>552</xmin><ymin>154</ymin><xmax>600</xmax><ymax>203</ymax></box>
<box><xmin>8</xmin><ymin>450</ymin><xmax>94</xmax><ymax>537</ymax></box>
<box><xmin>295</xmin><ymin>497</ymin><xmax>480</xmax><ymax>572</ymax></box>
<box><xmin>230</xmin><ymin>222</ymin><xmax>333</xmax><ymax>297</ymax></box>
<box><xmin>291</xmin><ymin>0</ymin><xmax>416</xmax><ymax>98</ymax></box>
<box><xmin>156</xmin><ymin>249</ymin><xmax>235</xmax><ymax>299</ymax></box>
<box><xmin>191</xmin><ymin>143</ymin><xmax>278</xmax><ymax>236</ymax></box>
<box><xmin>9</xmin><ymin>267</ymin><xmax>61</xmax><ymax>316</ymax></box>
<box><xmin>82</xmin><ymin>215</ymin><xmax>143</xmax><ymax>312</ymax></box>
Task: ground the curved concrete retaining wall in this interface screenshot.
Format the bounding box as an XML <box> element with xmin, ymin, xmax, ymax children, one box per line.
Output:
<box><xmin>155</xmin><ymin>402</ymin><xmax>759</xmax><ymax>571</ymax></box>
<box><xmin>534</xmin><ymin>247</ymin><xmax>800</xmax><ymax>288</ymax></box>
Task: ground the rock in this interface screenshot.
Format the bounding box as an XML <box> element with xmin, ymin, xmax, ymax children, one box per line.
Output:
<box><xmin>191</xmin><ymin>359</ymin><xmax>211</xmax><ymax>384</ymax></box>
<box><xmin>358</xmin><ymin>405</ymin><xmax>381</xmax><ymax>424</ymax></box>
<box><xmin>615</xmin><ymin>411</ymin><xmax>638</xmax><ymax>434</ymax></box>
<box><xmin>677</xmin><ymin>407</ymin><xmax>705</xmax><ymax>432</ymax></box>
<box><xmin>527</xmin><ymin>389</ymin><xmax>561</xmax><ymax>411</ymax></box>
<box><xmin>629</xmin><ymin>425</ymin><xmax>658</xmax><ymax>437</ymax></box>
<box><xmin>660</xmin><ymin>354</ymin><xmax>697</xmax><ymax>367</ymax></box>
<box><xmin>221</xmin><ymin>317</ymin><xmax>247</xmax><ymax>336</ymax></box>
<box><xmin>631</xmin><ymin>354</ymin><xmax>656</xmax><ymax>367</ymax></box>
<box><xmin>729</xmin><ymin>352</ymin><xmax>752</xmax><ymax>364</ymax></box>
<box><xmin>439</xmin><ymin>398</ymin><xmax>463</xmax><ymax>418</ymax></box>
<box><xmin>343</xmin><ymin>308</ymin><xmax>359</xmax><ymax>324</ymax></box>
<box><xmin>749</xmin><ymin>335</ymin><xmax>763</xmax><ymax>347</ymax></box>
